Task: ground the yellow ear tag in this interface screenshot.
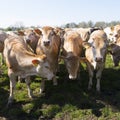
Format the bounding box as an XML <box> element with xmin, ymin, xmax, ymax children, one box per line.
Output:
<box><xmin>32</xmin><ymin>59</ymin><xmax>39</xmax><ymax>66</ymax></box>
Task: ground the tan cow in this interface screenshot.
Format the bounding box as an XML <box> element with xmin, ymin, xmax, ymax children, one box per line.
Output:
<box><xmin>17</xmin><ymin>28</ymin><xmax>41</xmax><ymax>53</ymax></box>
<box><xmin>3</xmin><ymin>35</ymin><xmax>54</xmax><ymax>105</ymax></box>
<box><xmin>83</xmin><ymin>30</ymin><xmax>108</xmax><ymax>92</ymax></box>
<box><xmin>62</xmin><ymin>30</ymin><xmax>83</xmax><ymax>80</ymax></box>
<box><xmin>36</xmin><ymin>26</ymin><xmax>61</xmax><ymax>93</ymax></box>
<box><xmin>0</xmin><ymin>31</ymin><xmax>8</xmax><ymax>65</ymax></box>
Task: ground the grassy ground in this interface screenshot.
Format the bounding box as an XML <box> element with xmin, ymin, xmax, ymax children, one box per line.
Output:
<box><xmin>0</xmin><ymin>54</ymin><xmax>120</xmax><ymax>120</ymax></box>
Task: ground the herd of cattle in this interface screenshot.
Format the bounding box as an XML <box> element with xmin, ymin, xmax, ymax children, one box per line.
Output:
<box><xmin>0</xmin><ymin>24</ymin><xmax>120</xmax><ymax>106</ymax></box>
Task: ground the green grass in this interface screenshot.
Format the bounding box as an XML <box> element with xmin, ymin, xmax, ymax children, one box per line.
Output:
<box><xmin>0</xmin><ymin>54</ymin><xmax>120</xmax><ymax>120</ymax></box>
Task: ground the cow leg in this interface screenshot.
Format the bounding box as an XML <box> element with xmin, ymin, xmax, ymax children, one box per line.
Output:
<box><xmin>25</xmin><ymin>76</ymin><xmax>33</xmax><ymax>99</ymax></box>
<box><xmin>88</xmin><ymin>72</ymin><xmax>93</xmax><ymax>90</ymax></box>
<box><xmin>40</xmin><ymin>79</ymin><xmax>45</xmax><ymax>94</ymax></box>
<box><xmin>96</xmin><ymin>70</ymin><xmax>102</xmax><ymax>92</ymax></box>
<box><xmin>0</xmin><ymin>53</ymin><xmax>4</xmax><ymax>65</ymax></box>
<box><xmin>8</xmin><ymin>71</ymin><xmax>16</xmax><ymax>106</ymax></box>
<box><xmin>1</xmin><ymin>53</ymin><xmax>4</xmax><ymax>65</ymax></box>
<box><xmin>86</xmin><ymin>63</ymin><xmax>94</xmax><ymax>90</ymax></box>
<box><xmin>53</xmin><ymin>76</ymin><xmax>57</xmax><ymax>86</ymax></box>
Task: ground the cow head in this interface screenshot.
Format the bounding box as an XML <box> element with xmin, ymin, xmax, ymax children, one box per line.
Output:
<box><xmin>83</xmin><ymin>30</ymin><xmax>108</xmax><ymax>65</ymax></box>
<box><xmin>32</xmin><ymin>54</ymin><xmax>54</xmax><ymax>80</ymax></box>
<box><xmin>18</xmin><ymin>29</ymin><xmax>41</xmax><ymax>52</ymax></box>
<box><xmin>104</xmin><ymin>25</ymin><xmax>120</xmax><ymax>43</ymax></box>
<box><xmin>40</xmin><ymin>26</ymin><xmax>56</xmax><ymax>49</ymax></box>
<box><xmin>62</xmin><ymin>52</ymin><xmax>80</xmax><ymax>80</ymax></box>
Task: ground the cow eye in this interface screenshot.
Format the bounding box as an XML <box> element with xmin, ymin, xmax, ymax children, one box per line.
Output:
<box><xmin>115</xmin><ymin>34</ymin><xmax>118</xmax><ymax>38</ymax></box>
<box><xmin>51</xmin><ymin>31</ymin><xmax>55</xmax><ymax>36</ymax></box>
<box><xmin>45</xmin><ymin>66</ymin><xmax>49</xmax><ymax>69</ymax></box>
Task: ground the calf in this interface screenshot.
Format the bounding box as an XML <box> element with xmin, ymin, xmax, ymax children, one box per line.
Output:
<box><xmin>3</xmin><ymin>36</ymin><xmax>54</xmax><ymax>105</ymax></box>
<box><xmin>83</xmin><ymin>30</ymin><xmax>108</xmax><ymax>92</ymax></box>
<box><xmin>62</xmin><ymin>30</ymin><xmax>83</xmax><ymax>80</ymax></box>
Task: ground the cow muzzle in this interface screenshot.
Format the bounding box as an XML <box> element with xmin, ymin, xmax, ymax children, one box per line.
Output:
<box><xmin>26</xmin><ymin>39</ymin><xmax>31</xmax><ymax>44</ymax></box>
<box><xmin>43</xmin><ymin>41</ymin><xmax>50</xmax><ymax>46</ymax></box>
<box><xmin>95</xmin><ymin>57</ymin><xmax>103</xmax><ymax>62</ymax></box>
<box><xmin>69</xmin><ymin>74</ymin><xmax>77</xmax><ymax>80</ymax></box>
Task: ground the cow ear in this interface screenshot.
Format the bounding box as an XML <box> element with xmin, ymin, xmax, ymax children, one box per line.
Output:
<box><xmin>40</xmin><ymin>54</ymin><xmax>47</xmax><ymax>61</ymax></box>
<box><xmin>51</xmin><ymin>30</ymin><xmax>56</xmax><ymax>36</ymax></box>
<box><xmin>79</xmin><ymin>57</ymin><xmax>89</xmax><ymax>63</ymax></box>
<box><xmin>34</xmin><ymin>28</ymin><xmax>42</xmax><ymax>35</ymax></box>
<box><xmin>32</xmin><ymin>59</ymin><xmax>40</xmax><ymax>66</ymax></box>
<box><xmin>18</xmin><ymin>30</ymin><xmax>25</xmax><ymax>36</ymax></box>
<box><xmin>82</xmin><ymin>42</ymin><xmax>91</xmax><ymax>49</ymax></box>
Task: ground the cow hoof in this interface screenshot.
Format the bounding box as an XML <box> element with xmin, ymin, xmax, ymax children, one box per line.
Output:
<box><xmin>40</xmin><ymin>89</ymin><xmax>45</xmax><ymax>94</ymax></box>
<box><xmin>7</xmin><ymin>99</ymin><xmax>14</xmax><ymax>108</ymax></box>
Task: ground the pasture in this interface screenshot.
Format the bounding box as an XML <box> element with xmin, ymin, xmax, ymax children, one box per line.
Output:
<box><xmin>0</xmin><ymin>54</ymin><xmax>120</xmax><ymax>120</ymax></box>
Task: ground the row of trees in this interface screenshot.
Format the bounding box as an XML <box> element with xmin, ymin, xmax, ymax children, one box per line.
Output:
<box><xmin>61</xmin><ymin>21</ymin><xmax>120</xmax><ymax>28</ymax></box>
<box><xmin>1</xmin><ymin>20</ymin><xmax>120</xmax><ymax>31</ymax></box>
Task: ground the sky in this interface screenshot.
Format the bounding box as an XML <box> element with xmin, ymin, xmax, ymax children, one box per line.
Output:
<box><xmin>0</xmin><ymin>0</ymin><xmax>120</xmax><ymax>28</ymax></box>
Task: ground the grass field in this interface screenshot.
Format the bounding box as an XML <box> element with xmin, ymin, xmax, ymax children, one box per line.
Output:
<box><xmin>0</xmin><ymin>54</ymin><xmax>120</xmax><ymax>120</ymax></box>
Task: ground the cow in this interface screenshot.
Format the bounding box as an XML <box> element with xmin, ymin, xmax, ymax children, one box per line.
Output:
<box><xmin>3</xmin><ymin>35</ymin><xmax>54</xmax><ymax>105</ymax></box>
<box><xmin>65</xmin><ymin>27</ymin><xmax>102</xmax><ymax>42</ymax></box>
<box><xmin>54</xmin><ymin>27</ymin><xmax>65</xmax><ymax>46</ymax></box>
<box><xmin>83</xmin><ymin>30</ymin><xmax>108</xmax><ymax>92</ymax></box>
<box><xmin>62</xmin><ymin>30</ymin><xmax>83</xmax><ymax>80</ymax></box>
<box><xmin>0</xmin><ymin>31</ymin><xmax>8</xmax><ymax>65</ymax></box>
<box><xmin>36</xmin><ymin>26</ymin><xmax>61</xmax><ymax>93</ymax></box>
<box><xmin>17</xmin><ymin>28</ymin><xmax>41</xmax><ymax>53</ymax></box>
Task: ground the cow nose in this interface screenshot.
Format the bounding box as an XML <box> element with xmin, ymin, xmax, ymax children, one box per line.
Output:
<box><xmin>95</xmin><ymin>57</ymin><xmax>103</xmax><ymax>62</ymax></box>
<box><xmin>69</xmin><ymin>74</ymin><xmax>76</xmax><ymax>80</ymax></box>
<box><xmin>43</xmin><ymin>41</ymin><xmax>50</xmax><ymax>46</ymax></box>
<box><xmin>26</xmin><ymin>39</ymin><xmax>30</xmax><ymax>43</ymax></box>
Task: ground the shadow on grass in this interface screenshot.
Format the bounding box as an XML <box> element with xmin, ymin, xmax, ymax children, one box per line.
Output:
<box><xmin>0</xmin><ymin>64</ymin><xmax>120</xmax><ymax>120</ymax></box>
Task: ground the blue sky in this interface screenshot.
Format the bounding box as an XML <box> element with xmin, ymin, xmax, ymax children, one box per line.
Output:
<box><xmin>0</xmin><ymin>0</ymin><xmax>120</xmax><ymax>28</ymax></box>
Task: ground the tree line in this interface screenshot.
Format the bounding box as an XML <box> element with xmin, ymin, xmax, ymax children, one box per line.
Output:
<box><xmin>61</xmin><ymin>20</ymin><xmax>120</xmax><ymax>28</ymax></box>
<box><xmin>1</xmin><ymin>20</ymin><xmax>120</xmax><ymax>31</ymax></box>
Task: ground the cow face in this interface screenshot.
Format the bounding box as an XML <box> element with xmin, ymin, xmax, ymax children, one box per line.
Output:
<box><xmin>83</xmin><ymin>38</ymin><xmax>107</xmax><ymax>67</ymax></box>
<box><xmin>23</xmin><ymin>30</ymin><xmax>38</xmax><ymax>44</ymax></box>
<box><xmin>104</xmin><ymin>27</ymin><xmax>114</xmax><ymax>42</ymax></box>
<box><xmin>64</xmin><ymin>54</ymin><xmax>80</xmax><ymax>80</ymax></box>
<box><xmin>32</xmin><ymin>56</ymin><xmax>54</xmax><ymax>80</ymax></box>
<box><xmin>104</xmin><ymin>26</ymin><xmax>120</xmax><ymax>43</ymax></box>
<box><xmin>109</xmin><ymin>43</ymin><xmax>120</xmax><ymax>66</ymax></box>
<box><xmin>40</xmin><ymin>27</ymin><xmax>55</xmax><ymax>49</ymax></box>
<box><xmin>111</xmin><ymin>30</ymin><xmax>120</xmax><ymax>43</ymax></box>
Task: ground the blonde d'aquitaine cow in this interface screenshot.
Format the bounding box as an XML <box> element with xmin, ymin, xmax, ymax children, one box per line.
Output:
<box><xmin>3</xmin><ymin>35</ymin><xmax>54</xmax><ymax>106</ymax></box>
<box><xmin>83</xmin><ymin>30</ymin><xmax>108</xmax><ymax>92</ymax></box>
<box><xmin>62</xmin><ymin>30</ymin><xmax>83</xmax><ymax>80</ymax></box>
<box><xmin>36</xmin><ymin>26</ymin><xmax>61</xmax><ymax>93</ymax></box>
